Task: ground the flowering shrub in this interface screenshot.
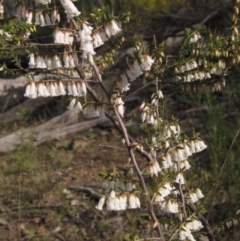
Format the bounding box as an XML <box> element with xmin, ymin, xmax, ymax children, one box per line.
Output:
<box><xmin>1</xmin><ymin>0</ymin><xmax>240</xmax><ymax>240</ymax></box>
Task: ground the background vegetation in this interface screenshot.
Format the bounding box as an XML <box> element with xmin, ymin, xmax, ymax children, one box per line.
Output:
<box><xmin>1</xmin><ymin>0</ymin><xmax>240</xmax><ymax>240</ymax></box>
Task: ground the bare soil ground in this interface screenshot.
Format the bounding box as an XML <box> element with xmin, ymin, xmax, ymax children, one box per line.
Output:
<box><xmin>0</xmin><ymin>125</ymin><xmax>139</xmax><ymax>241</ymax></box>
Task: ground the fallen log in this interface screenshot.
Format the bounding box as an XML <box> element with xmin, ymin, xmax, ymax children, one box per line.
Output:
<box><xmin>0</xmin><ymin>109</ymin><xmax>110</xmax><ymax>153</ymax></box>
<box><xmin>0</xmin><ymin>76</ymin><xmax>26</xmax><ymax>111</ymax></box>
<box><xmin>0</xmin><ymin>97</ymin><xmax>53</xmax><ymax>125</ymax></box>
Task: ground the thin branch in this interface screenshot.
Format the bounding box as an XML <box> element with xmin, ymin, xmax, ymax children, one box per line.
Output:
<box><xmin>186</xmin><ymin>202</ymin><xmax>215</xmax><ymax>241</ymax></box>
<box><xmin>135</xmin><ymin>238</ymin><xmax>162</xmax><ymax>241</ymax></box>
<box><xmin>68</xmin><ymin>186</ymin><xmax>102</xmax><ymax>199</ymax></box>
<box><xmin>89</xmin><ymin>55</ymin><xmax>165</xmax><ymax>239</ymax></box>
<box><xmin>99</xmin><ymin>144</ymin><xmax>125</xmax><ymax>151</ymax></box>
<box><xmin>208</xmin><ymin>129</ymin><xmax>240</xmax><ymax>220</ymax></box>
<box><xmin>177</xmin><ymin>162</ymin><xmax>187</xmax><ymax>219</ymax></box>
<box><xmin>114</xmin><ymin>107</ymin><xmax>165</xmax><ymax>240</ymax></box>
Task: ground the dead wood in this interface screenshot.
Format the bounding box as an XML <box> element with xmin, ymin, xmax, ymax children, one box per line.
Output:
<box><xmin>0</xmin><ymin>76</ymin><xmax>26</xmax><ymax>111</ymax></box>
<box><xmin>0</xmin><ymin>97</ymin><xmax>53</xmax><ymax>125</ymax></box>
<box><xmin>0</xmin><ymin>105</ymin><xmax>109</xmax><ymax>153</ymax></box>
<box><xmin>35</xmin><ymin>117</ymin><xmax>110</xmax><ymax>146</ymax></box>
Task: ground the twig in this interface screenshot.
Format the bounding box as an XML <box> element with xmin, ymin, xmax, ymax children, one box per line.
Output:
<box><xmin>135</xmin><ymin>238</ymin><xmax>162</xmax><ymax>241</ymax></box>
<box><xmin>177</xmin><ymin>162</ymin><xmax>187</xmax><ymax>219</ymax></box>
<box><xmin>71</xmin><ymin>18</ymin><xmax>163</xmax><ymax>239</ymax></box>
<box><xmin>114</xmin><ymin>105</ymin><xmax>164</xmax><ymax>239</ymax></box>
<box><xmin>186</xmin><ymin>203</ymin><xmax>215</xmax><ymax>241</ymax></box>
<box><xmin>99</xmin><ymin>144</ymin><xmax>125</xmax><ymax>151</ymax></box>
<box><xmin>90</xmin><ymin>55</ymin><xmax>165</xmax><ymax>240</ymax></box>
<box><xmin>208</xmin><ymin>129</ymin><xmax>240</xmax><ymax>220</ymax></box>
<box><xmin>68</xmin><ymin>186</ymin><xmax>102</xmax><ymax>199</ymax></box>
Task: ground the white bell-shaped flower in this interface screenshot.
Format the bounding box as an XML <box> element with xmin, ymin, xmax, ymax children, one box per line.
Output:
<box><xmin>71</xmin><ymin>82</ymin><xmax>79</xmax><ymax>96</ymax></box>
<box><xmin>81</xmin><ymin>81</ymin><xmax>87</xmax><ymax>96</ymax></box>
<box><xmin>51</xmin><ymin>8</ymin><xmax>58</xmax><ymax>23</ymax></box>
<box><xmin>128</xmin><ymin>194</ymin><xmax>140</xmax><ymax>209</ymax></box>
<box><xmin>129</xmin><ymin>60</ymin><xmax>143</xmax><ymax>78</ymax></box>
<box><xmin>49</xmin><ymin>82</ymin><xmax>58</xmax><ymax>96</ymax></box>
<box><xmin>40</xmin><ymin>56</ymin><xmax>47</xmax><ymax>69</ymax></box>
<box><xmin>58</xmin><ymin>81</ymin><xmax>67</xmax><ymax>95</ymax></box>
<box><xmin>119</xmin><ymin>195</ymin><xmax>127</xmax><ymax>210</ymax></box>
<box><xmin>104</xmin><ymin>19</ymin><xmax>121</xmax><ymax>37</ymax></box>
<box><xmin>45</xmin><ymin>12</ymin><xmax>52</xmax><ymax>25</ymax></box>
<box><xmin>24</xmin><ymin>82</ymin><xmax>37</xmax><ymax>99</ymax></box>
<box><xmin>60</xmin><ymin>0</ymin><xmax>81</xmax><ymax>20</ymax></box>
<box><xmin>35</xmin><ymin>13</ymin><xmax>40</xmax><ymax>25</ymax></box>
<box><xmin>45</xmin><ymin>56</ymin><xmax>53</xmax><ymax>69</ymax></box>
<box><xmin>39</xmin><ymin>13</ymin><xmax>46</xmax><ymax>26</ymax></box>
<box><xmin>76</xmin><ymin>101</ymin><xmax>83</xmax><ymax>112</ymax></box>
<box><xmin>26</xmin><ymin>11</ymin><xmax>33</xmax><ymax>24</ymax></box>
<box><xmin>68</xmin><ymin>98</ymin><xmax>76</xmax><ymax>110</ymax></box>
<box><xmin>29</xmin><ymin>53</ymin><xmax>36</xmax><ymax>68</ymax></box>
<box><xmin>53</xmin><ymin>55</ymin><xmax>62</xmax><ymax>68</ymax></box>
<box><xmin>63</xmin><ymin>53</ymin><xmax>70</xmax><ymax>68</ymax></box>
<box><xmin>63</xmin><ymin>31</ymin><xmax>70</xmax><ymax>44</ymax></box>
<box><xmin>140</xmin><ymin>54</ymin><xmax>154</xmax><ymax>71</ymax></box>
<box><xmin>166</xmin><ymin>199</ymin><xmax>179</xmax><ymax>213</ymax></box>
<box><xmin>95</xmin><ymin>196</ymin><xmax>105</xmax><ymax>211</ymax></box>
<box><xmin>195</xmin><ymin>188</ymin><xmax>204</xmax><ymax>200</ymax></box>
<box><xmin>92</xmin><ymin>31</ymin><xmax>104</xmax><ymax>48</ymax></box>
<box><xmin>175</xmin><ymin>172</ymin><xmax>185</xmax><ymax>184</ymax></box>
<box><xmin>69</xmin><ymin>54</ymin><xmax>75</xmax><ymax>68</ymax></box>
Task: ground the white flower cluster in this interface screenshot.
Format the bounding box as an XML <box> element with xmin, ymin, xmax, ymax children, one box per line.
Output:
<box><xmin>92</xmin><ymin>31</ymin><xmax>107</xmax><ymax>48</ymax></box>
<box><xmin>35</xmin><ymin>10</ymin><xmax>60</xmax><ymax>26</ymax></box>
<box><xmin>177</xmin><ymin>71</ymin><xmax>212</xmax><ymax>82</ymax></box>
<box><xmin>225</xmin><ymin>218</ymin><xmax>239</xmax><ymax>229</ymax></box>
<box><xmin>139</xmin><ymin>90</ymin><xmax>163</xmax><ymax>125</ymax></box>
<box><xmin>154</xmin><ymin>182</ymin><xmax>174</xmax><ymax>202</ymax></box>
<box><xmin>160</xmin><ymin>199</ymin><xmax>179</xmax><ymax>213</ymax></box>
<box><xmin>177</xmin><ymin>60</ymin><xmax>198</xmax><ymax>73</ymax></box>
<box><xmin>167</xmin><ymin>139</ymin><xmax>207</xmax><ymax>165</ymax></box>
<box><xmin>24</xmin><ymin>80</ymin><xmax>87</xmax><ymax>99</ymax></box>
<box><xmin>68</xmin><ymin>98</ymin><xmax>82</xmax><ymax>111</ymax></box>
<box><xmin>179</xmin><ymin>219</ymin><xmax>203</xmax><ymax>241</ymax></box>
<box><xmin>92</xmin><ymin>19</ymin><xmax>121</xmax><ymax>49</ymax></box>
<box><xmin>175</xmin><ymin>172</ymin><xmax>185</xmax><ymax>184</ymax></box>
<box><xmin>147</xmin><ymin>160</ymin><xmax>162</xmax><ymax>177</ymax></box>
<box><xmin>140</xmin><ymin>54</ymin><xmax>155</xmax><ymax>71</ymax></box>
<box><xmin>140</xmin><ymin>102</ymin><xmax>157</xmax><ymax>126</ymax></box>
<box><xmin>104</xmin><ymin>20</ymin><xmax>121</xmax><ymax>38</ymax></box>
<box><xmin>161</xmin><ymin>153</ymin><xmax>174</xmax><ymax>169</ymax></box>
<box><xmin>164</xmin><ymin>124</ymin><xmax>181</xmax><ymax>139</ymax></box>
<box><xmin>154</xmin><ymin>182</ymin><xmax>181</xmax><ymax>213</ymax></box>
<box><xmin>79</xmin><ymin>23</ymin><xmax>95</xmax><ymax>59</ymax></box>
<box><xmin>76</xmin><ymin>20</ymin><xmax>121</xmax><ymax>61</ymax></box>
<box><xmin>60</xmin><ymin>0</ymin><xmax>81</xmax><ymax>21</ymax></box>
<box><xmin>119</xmin><ymin>54</ymin><xmax>155</xmax><ymax>92</ymax></box>
<box><xmin>189</xmin><ymin>32</ymin><xmax>201</xmax><ymax>43</ymax></box>
<box><xmin>95</xmin><ymin>191</ymin><xmax>140</xmax><ymax>211</ymax></box>
<box><xmin>217</xmin><ymin>59</ymin><xmax>227</xmax><ymax>70</ymax></box>
<box><xmin>151</xmin><ymin>90</ymin><xmax>164</xmax><ymax>106</ymax></box>
<box><xmin>111</xmin><ymin>94</ymin><xmax>124</xmax><ymax>118</ymax></box>
<box><xmin>187</xmin><ymin>188</ymin><xmax>204</xmax><ymax>203</ymax></box>
<box><xmin>29</xmin><ymin>52</ymin><xmax>77</xmax><ymax>69</ymax></box>
<box><xmin>151</xmin><ymin>137</ymin><xmax>207</xmax><ymax>213</ymax></box>
<box><xmin>16</xmin><ymin>5</ymin><xmax>60</xmax><ymax>25</ymax></box>
<box><xmin>174</xmin><ymin>58</ymin><xmax>213</xmax><ymax>82</ymax></box>
<box><xmin>0</xmin><ymin>29</ymin><xmax>11</xmax><ymax>39</ymax></box>
<box><xmin>53</xmin><ymin>29</ymin><xmax>74</xmax><ymax>45</ymax></box>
